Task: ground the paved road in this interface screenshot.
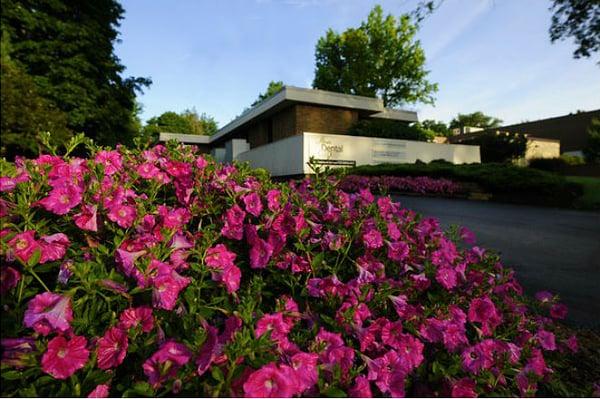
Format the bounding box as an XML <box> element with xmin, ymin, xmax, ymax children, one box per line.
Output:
<box><xmin>393</xmin><ymin>195</ymin><xmax>600</xmax><ymax>327</ymax></box>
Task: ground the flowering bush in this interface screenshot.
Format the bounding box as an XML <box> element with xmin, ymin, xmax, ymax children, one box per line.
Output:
<box><xmin>339</xmin><ymin>175</ymin><xmax>463</xmax><ymax>197</ymax></box>
<box><xmin>0</xmin><ymin>141</ymin><xmax>579</xmax><ymax>397</ymax></box>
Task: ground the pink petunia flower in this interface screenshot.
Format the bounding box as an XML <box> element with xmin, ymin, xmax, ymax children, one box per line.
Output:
<box><xmin>451</xmin><ymin>377</ymin><xmax>477</xmax><ymax>397</ymax></box>
<box><xmin>87</xmin><ymin>384</ymin><xmax>110</xmax><ymax>398</ymax></box>
<box><xmin>289</xmin><ymin>352</ymin><xmax>318</xmax><ymax>393</ymax></box>
<box><xmin>243</xmin><ymin>363</ymin><xmax>295</xmax><ymax>398</ymax></box>
<box><xmin>97</xmin><ymin>326</ymin><xmax>129</xmax><ymax>369</ymax></box>
<box><xmin>119</xmin><ymin>306</ymin><xmax>154</xmax><ymax>332</ymax></box>
<box><xmin>107</xmin><ymin>203</ymin><xmax>137</xmax><ymax>228</ymax></box>
<box><xmin>38</xmin><ymin>183</ymin><xmax>82</xmax><ymax>215</ymax></box>
<box><xmin>349</xmin><ymin>375</ymin><xmax>372</xmax><ymax>397</ymax></box>
<box><xmin>550</xmin><ymin>303</ymin><xmax>568</xmax><ymax>319</ymax></box>
<box><xmin>8</xmin><ymin>231</ymin><xmax>40</xmax><ymax>263</ymax></box>
<box><xmin>221</xmin><ymin>204</ymin><xmax>246</xmax><ymax>240</ymax></box>
<box><xmin>41</xmin><ymin>335</ymin><xmax>90</xmax><ymax>379</ymax></box>
<box><xmin>151</xmin><ymin>260</ymin><xmax>191</xmax><ymax>310</ymax></box>
<box><xmin>436</xmin><ymin>266</ymin><xmax>458</xmax><ymax>290</ymax></box>
<box><xmin>95</xmin><ymin>150</ymin><xmax>123</xmax><ymax>176</ymax></box>
<box><xmin>266</xmin><ymin>189</ymin><xmax>282</xmax><ymax>212</ymax></box>
<box><xmin>205</xmin><ymin>244</ymin><xmax>236</xmax><ymax>270</ymax></box>
<box><xmin>249</xmin><ymin>237</ymin><xmax>273</xmax><ymax>269</ymax></box>
<box><xmin>536</xmin><ymin>329</ymin><xmax>556</xmax><ymax>351</ymax></box>
<box><xmin>468</xmin><ymin>296</ymin><xmax>502</xmax><ymax>336</ymax></box>
<box><xmin>73</xmin><ymin>204</ymin><xmax>98</xmax><ymax>232</ymax></box>
<box><xmin>23</xmin><ymin>292</ymin><xmax>73</xmax><ymax>336</ymax></box>
<box><xmin>243</xmin><ymin>192</ymin><xmax>263</xmax><ymax>217</ymax></box>
<box><xmin>142</xmin><ymin>340</ymin><xmax>192</xmax><ymax>387</ymax></box>
<box><xmin>39</xmin><ymin>233</ymin><xmax>70</xmax><ymax>263</ymax></box>
<box><xmin>363</xmin><ymin>229</ymin><xmax>384</xmax><ymax>250</ymax></box>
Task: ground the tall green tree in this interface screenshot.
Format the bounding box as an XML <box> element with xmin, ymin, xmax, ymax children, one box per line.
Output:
<box><xmin>251</xmin><ymin>81</ymin><xmax>284</xmax><ymax>106</ymax></box>
<box><xmin>312</xmin><ymin>5</ymin><xmax>437</xmax><ymax>106</ymax></box>
<box><xmin>449</xmin><ymin>112</ymin><xmax>503</xmax><ymax>130</ymax></box>
<box><xmin>420</xmin><ymin>119</ymin><xmax>452</xmax><ymax>136</ymax></box>
<box><xmin>142</xmin><ymin>110</ymin><xmax>218</xmax><ymax>139</ymax></box>
<box><xmin>0</xmin><ymin>34</ymin><xmax>71</xmax><ymax>158</ymax></box>
<box><xmin>549</xmin><ymin>0</ymin><xmax>600</xmax><ymax>61</ymax></box>
<box><xmin>0</xmin><ymin>0</ymin><xmax>151</xmax><ymax>148</ymax></box>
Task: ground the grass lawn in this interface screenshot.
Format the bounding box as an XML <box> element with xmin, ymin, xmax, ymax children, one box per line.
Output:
<box><xmin>567</xmin><ymin>176</ymin><xmax>600</xmax><ymax>210</ymax></box>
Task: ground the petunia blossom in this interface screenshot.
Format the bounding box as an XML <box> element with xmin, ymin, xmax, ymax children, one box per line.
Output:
<box><xmin>23</xmin><ymin>292</ymin><xmax>73</xmax><ymax>336</ymax></box>
<box><xmin>41</xmin><ymin>335</ymin><xmax>90</xmax><ymax>379</ymax></box>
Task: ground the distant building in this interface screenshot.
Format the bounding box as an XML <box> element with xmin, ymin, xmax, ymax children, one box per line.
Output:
<box><xmin>492</xmin><ymin>110</ymin><xmax>599</xmax><ymax>156</ymax></box>
<box><xmin>160</xmin><ymin>86</ymin><xmax>480</xmax><ymax>176</ymax></box>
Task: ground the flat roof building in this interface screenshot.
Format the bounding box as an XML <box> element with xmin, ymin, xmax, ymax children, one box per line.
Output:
<box><xmin>160</xmin><ymin>86</ymin><xmax>480</xmax><ymax>175</ymax></box>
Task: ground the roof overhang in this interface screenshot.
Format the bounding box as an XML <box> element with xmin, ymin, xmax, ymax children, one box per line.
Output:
<box><xmin>159</xmin><ymin>132</ymin><xmax>211</xmax><ymax>144</ymax></box>
<box><xmin>370</xmin><ymin>108</ymin><xmax>418</xmax><ymax>122</ymax></box>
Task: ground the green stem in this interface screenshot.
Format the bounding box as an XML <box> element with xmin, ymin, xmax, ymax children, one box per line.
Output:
<box><xmin>17</xmin><ymin>276</ymin><xmax>25</xmax><ymax>303</ymax></box>
<box><xmin>29</xmin><ymin>269</ymin><xmax>50</xmax><ymax>292</ymax></box>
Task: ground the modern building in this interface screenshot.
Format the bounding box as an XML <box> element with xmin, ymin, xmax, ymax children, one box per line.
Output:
<box><xmin>160</xmin><ymin>86</ymin><xmax>481</xmax><ymax>176</ymax></box>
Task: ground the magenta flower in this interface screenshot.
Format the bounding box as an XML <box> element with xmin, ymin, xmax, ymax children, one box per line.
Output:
<box><xmin>0</xmin><ymin>266</ymin><xmax>21</xmax><ymax>294</ymax></box>
<box><xmin>41</xmin><ymin>335</ymin><xmax>90</xmax><ymax>379</ymax></box>
<box><xmin>95</xmin><ymin>150</ymin><xmax>123</xmax><ymax>175</ymax></box>
<box><xmin>243</xmin><ymin>192</ymin><xmax>263</xmax><ymax>217</ymax></box>
<box><xmin>211</xmin><ymin>264</ymin><xmax>241</xmax><ymax>294</ymax></box>
<box><xmin>205</xmin><ymin>244</ymin><xmax>236</xmax><ymax>270</ymax></box>
<box><xmin>142</xmin><ymin>340</ymin><xmax>191</xmax><ymax>386</ymax></box>
<box><xmin>119</xmin><ymin>306</ymin><xmax>154</xmax><ymax>332</ymax></box>
<box><xmin>158</xmin><ymin>206</ymin><xmax>191</xmax><ymax>230</ymax></box>
<box><xmin>468</xmin><ymin>296</ymin><xmax>502</xmax><ymax>336</ymax></box>
<box><xmin>136</xmin><ymin>162</ymin><xmax>161</xmax><ymax>179</ymax></box>
<box><xmin>97</xmin><ymin>326</ymin><xmax>129</xmax><ymax>369</ymax></box>
<box><xmin>436</xmin><ymin>266</ymin><xmax>458</xmax><ymax>290</ymax></box>
<box><xmin>550</xmin><ymin>303</ymin><xmax>568</xmax><ymax>319</ymax></box>
<box><xmin>249</xmin><ymin>237</ymin><xmax>273</xmax><ymax>269</ymax></box>
<box><xmin>349</xmin><ymin>375</ymin><xmax>372</xmax><ymax>397</ymax></box>
<box><xmin>39</xmin><ymin>233</ymin><xmax>70</xmax><ymax>264</ymax></box>
<box><xmin>73</xmin><ymin>204</ymin><xmax>98</xmax><ymax>232</ymax></box>
<box><xmin>459</xmin><ymin>226</ymin><xmax>476</xmax><ymax>245</ymax></box>
<box><xmin>451</xmin><ymin>377</ymin><xmax>477</xmax><ymax>397</ymax></box>
<box><xmin>362</xmin><ymin>229</ymin><xmax>383</xmax><ymax>249</ymax></box>
<box><xmin>151</xmin><ymin>260</ymin><xmax>191</xmax><ymax>310</ymax></box>
<box><xmin>536</xmin><ymin>329</ymin><xmax>556</xmax><ymax>351</ymax></box>
<box><xmin>24</xmin><ymin>292</ymin><xmax>73</xmax><ymax>336</ymax></box>
<box><xmin>8</xmin><ymin>230</ymin><xmax>40</xmax><ymax>263</ymax></box>
<box><xmin>107</xmin><ymin>203</ymin><xmax>137</xmax><ymax>228</ymax></box>
<box><xmin>266</xmin><ymin>189</ymin><xmax>282</xmax><ymax>212</ymax></box>
<box><xmin>243</xmin><ymin>363</ymin><xmax>295</xmax><ymax>398</ymax></box>
<box><xmin>87</xmin><ymin>384</ymin><xmax>110</xmax><ymax>398</ymax></box>
<box><xmin>38</xmin><ymin>183</ymin><xmax>82</xmax><ymax>215</ymax></box>
<box><xmin>255</xmin><ymin>312</ymin><xmax>292</xmax><ymax>345</ymax></box>
<box><xmin>289</xmin><ymin>352</ymin><xmax>318</xmax><ymax>393</ymax></box>
<box><xmin>221</xmin><ymin>204</ymin><xmax>245</xmax><ymax>240</ymax></box>
<box><xmin>387</xmin><ymin>240</ymin><xmax>409</xmax><ymax>262</ymax></box>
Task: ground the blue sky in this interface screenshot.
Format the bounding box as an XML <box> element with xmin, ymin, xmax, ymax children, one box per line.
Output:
<box><xmin>115</xmin><ymin>0</ymin><xmax>600</xmax><ymax>128</ymax></box>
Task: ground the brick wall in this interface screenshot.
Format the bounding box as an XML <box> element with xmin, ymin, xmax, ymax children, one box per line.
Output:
<box><xmin>295</xmin><ymin>104</ymin><xmax>359</xmax><ymax>136</ymax></box>
<box><xmin>272</xmin><ymin>106</ymin><xmax>296</xmax><ymax>142</ymax></box>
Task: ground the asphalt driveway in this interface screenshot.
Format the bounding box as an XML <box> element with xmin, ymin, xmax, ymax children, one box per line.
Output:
<box><xmin>393</xmin><ymin>195</ymin><xmax>600</xmax><ymax>327</ymax></box>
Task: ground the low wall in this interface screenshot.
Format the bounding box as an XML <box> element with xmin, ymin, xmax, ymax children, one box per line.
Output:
<box><xmin>236</xmin><ymin>132</ymin><xmax>481</xmax><ymax>176</ymax></box>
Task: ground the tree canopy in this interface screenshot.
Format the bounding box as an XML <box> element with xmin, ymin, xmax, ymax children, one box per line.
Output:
<box><xmin>312</xmin><ymin>5</ymin><xmax>437</xmax><ymax>107</ymax></box>
<box><xmin>0</xmin><ymin>36</ymin><xmax>71</xmax><ymax>159</ymax></box>
<box><xmin>420</xmin><ymin>119</ymin><xmax>452</xmax><ymax>136</ymax></box>
<box><xmin>0</xmin><ymin>0</ymin><xmax>151</xmax><ymax>149</ymax></box>
<box><xmin>449</xmin><ymin>112</ymin><xmax>503</xmax><ymax>130</ymax></box>
<box><xmin>549</xmin><ymin>0</ymin><xmax>600</xmax><ymax>61</ymax></box>
<box><xmin>251</xmin><ymin>81</ymin><xmax>284</xmax><ymax>106</ymax></box>
<box><xmin>142</xmin><ymin>110</ymin><xmax>218</xmax><ymax>139</ymax></box>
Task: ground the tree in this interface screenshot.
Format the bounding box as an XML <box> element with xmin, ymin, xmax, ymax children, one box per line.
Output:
<box><xmin>142</xmin><ymin>110</ymin><xmax>218</xmax><ymax>139</ymax></box>
<box><xmin>458</xmin><ymin>132</ymin><xmax>527</xmax><ymax>163</ymax></box>
<box><xmin>0</xmin><ymin>34</ymin><xmax>71</xmax><ymax>159</ymax></box>
<box><xmin>583</xmin><ymin>118</ymin><xmax>600</xmax><ymax>163</ymax></box>
<box><xmin>0</xmin><ymin>0</ymin><xmax>151</xmax><ymax>148</ymax></box>
<box><xmin>549</xmin><ymin>0</ymin><xmax>600</xmax><ymax>61</ymax></box>
<box><xmin>420</xmin><ymin>119</ymin><xmax>452</xmax><ymax>136</ymax></box>
<box><xmin>347</xmin><ymin>119</ymin><xmax>434</xmax><ymax>142</ymax></box>
<box><xmin>251</xmin><ymin>81</ymin><xmax>284</xmax><ymax>106</ymax></box>
<box><xmin>449</xmin><ymin>112</ymin><xmax>503</xmax><ymax>130</ymax></box>
<box><xmin>312</xmin><ymin>5</ymin><xmax>437</xmax><ymax>107</ymax></box>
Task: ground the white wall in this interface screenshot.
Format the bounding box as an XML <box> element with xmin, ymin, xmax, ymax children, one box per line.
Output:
<box><xmin>235</xmin><ymin>132</ymin><xmax>480</xmax><ymax>176</ymax></box>
<box><xmin>235</xmin><ymin>135</ymin><xmax>305</xmax><ymax>176</ymax></box>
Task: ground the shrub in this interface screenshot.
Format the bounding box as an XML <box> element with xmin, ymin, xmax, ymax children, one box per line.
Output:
<box><xmin>529</xmin><ymin>155</ymin><xmax>585</xmax><ymax>173</ymax></box>
<box><xmin>456</xmin><ymin>132</ymin><xmax>527</xmax><ymax>163</ymax></box>
<box><xmin>339</xmin><ymin>175</ymin><xmax>463</xmax><ymax>196</ymax></box>
<box><xmin>583</xmin><ymin>118</ymin><xmax>600</xmax><ymax>164</ymax></box>
<box><xmin>0</xmin><ymin>142</ymin><xmax>585</xmax><ymax>397</ymax></box>
<box><xmin>347</xmin><ymin>162</ymin><xmax>583</xmax><ymax>207</ymax></box>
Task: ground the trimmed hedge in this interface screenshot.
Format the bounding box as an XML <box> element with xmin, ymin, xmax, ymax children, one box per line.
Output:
<box><xmin>345</xmin><ymin>162</ymin><xmax>584</xmax><ymax>207</ymax></box>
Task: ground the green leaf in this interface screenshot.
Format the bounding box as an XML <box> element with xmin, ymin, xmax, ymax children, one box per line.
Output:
<box><xmin>1</xmin><ymin>370</ymin><xmax>22</xmax><ymax>380</ymax></box>
<box><xmin>27</xmin><ymin>248</ymin><xmax>42</xmax><ymax>267</ymax></box>
<box><xmin>211</xmin><ymin>366</ymin><xmax>225</xmax><ymax>382</ymax></box>
<box><xmin>322</xmin><ymin>386</ymin><xmax>347</xmax><ymax>397</ymax></box>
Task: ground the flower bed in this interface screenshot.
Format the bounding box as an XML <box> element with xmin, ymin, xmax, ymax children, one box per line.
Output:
<box><xmin>339</xmin><ymin>175</ymin><xmax>463</xmax><ymax>196</ymax></box>
<box><xmin>0</xmin><ymin>143</ymin><xmax>581</xmax><ymax>397</ymax></box>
